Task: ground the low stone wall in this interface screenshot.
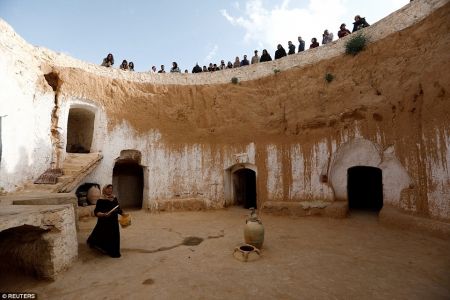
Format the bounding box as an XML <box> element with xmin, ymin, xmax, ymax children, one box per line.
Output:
<box><xmin>0</xmin><ymin>205</ymin><xmax>78</xmax><ymax>280</ymax></box>
<box><xmin>3</xmin><ymin>193</ymin><xmax>79</xmax><ymax>229</ymax></box>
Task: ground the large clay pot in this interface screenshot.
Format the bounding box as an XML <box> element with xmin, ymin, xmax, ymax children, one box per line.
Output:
<box><xmin>87</xmin><ymin>186</ymin><xmax>101</xmax><ymax>205</ymax></box>
<box><xmin>244</xmin><ymin>208</ymin><xmax>264</xmax><ymax>249</ymax></box>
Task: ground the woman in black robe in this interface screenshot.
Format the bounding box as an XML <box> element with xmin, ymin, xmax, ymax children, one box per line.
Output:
<box><xmin>87</xmin><ymin>184</ymin><xmax>126</xmax><ymax>258</ymax></box>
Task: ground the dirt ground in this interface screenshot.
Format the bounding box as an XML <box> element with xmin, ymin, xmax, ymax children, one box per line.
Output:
<box><xmin>1</xmin><ymin>207</ymin><xmax>449</xmax><ymax>300</ymax></box>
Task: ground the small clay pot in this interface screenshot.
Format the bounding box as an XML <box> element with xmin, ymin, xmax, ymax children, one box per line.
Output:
<box><xmin>233</xmin><ymin>244</ymin><xmax>261</xmax><ymax>262</ymax></box>
<box><xmin>119</xmin><ymin>214</ymin><xmax>131</xmax><ymax>228</ymax></box>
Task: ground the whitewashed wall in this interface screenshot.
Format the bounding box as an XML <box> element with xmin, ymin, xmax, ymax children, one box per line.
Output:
<box><xmin>424</xmin><ymin>130</ymin><xmax>450</xmax><ymax>220</ymax></box>
<box><xmin>0</xmin><ymin>49</ymin><xmax>54</xmax><ymax>192</ymax></box>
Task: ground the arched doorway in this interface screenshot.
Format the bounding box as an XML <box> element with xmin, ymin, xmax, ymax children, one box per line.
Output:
<box><xmin>233</xmin><ymin>168</ymin><xmax>257</xmax><ymax>209</ymax></box>
<box><xmin>112</xmin><ymin>160</ymin><xmax>143</xmax><ymax>208</ymax></box>
<box><xmin>347</xmin><ymin>166</ymin><xmax>383</xmax><ymax>211</ymax></box>
<box><xmin>66</xmin><ymin>108</ymin><xmax>95</xmax><ymax>153</ymax></box>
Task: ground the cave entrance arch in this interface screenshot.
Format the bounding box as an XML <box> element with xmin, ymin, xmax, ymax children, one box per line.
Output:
<box><xmin>66</xmin><ymin>108</ymin><xmax>95</xmax><ymax>153</ymax></box>
<box><xmin>347</xmin><ymin>166</ymin><xmax>383</xmax><ymax>212</ymax></box>
<box><xmin>225</xmin><ymin>163</ymin><xmax>258</xmax><ymax>209</ymax></box>
<box><xmin>113</xmin><ymin>153</ymin><xmax>144</xmax><ymax>209</ymax></box>
<box><xmin>233</xmin><ymin>168</ymin><xmax>257</xmax><ymax>209</ymax></box>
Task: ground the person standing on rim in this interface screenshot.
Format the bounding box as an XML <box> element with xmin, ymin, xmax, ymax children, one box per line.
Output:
<box><xmin>310</xmin><ymin>38</ymin><xmax>320</xmax><ymax>49</ymax></box>
<box><xmin>338</xmin><ymin>23</ymin><xmax>351</xmax><ymax>38</ymax></box>
<box><xmin>233</xmin><ymin>56</ymin><xmax>241</xmax><ymax>68</ymax></box>
<box><xmin>192</xmin><ymin>63</ymin><xmax>202</xmax><ymax>73</ymax></box>
<box><xmin>288</xmin><ymin>41</ymin><xmax>296</xmax><ymax>54</ymax></box>
<box><xmin>101</xmin><ymin>53</ymin><xmax>114</xmax><ymax>67</ymax></box>
<box><xmin>119</xmin><ymin>60</ymin><xmax>128</xmax><ymax>70</ymax></box>
<box><xmin>240</xmin><ymin>55</ymin><xmax>250</xmax><ymax>66</ymax></box>
<box><xmin>353</xmin><ymin>15</ymin><xmax>370</xmax><ymax>32</ymax></box>
<box><xmin>170</xmin><ymin>62</ymin><xmax>181</xmax><ymax>73</ymax></box>
<box><xmin>259</xmin><ymin>49</ymin><xmax>272</xmax><ymax>62</ymax></box>
<box><xmin>251</xmin><ymin>50</ymin><xmax>260</xmax><ymax>64</ymax></box>
<box><xmin>298</xmin><ymin>36</ymin><xmax>305</xmax><ymax>52</ymax></box>
<box><xmin>322</xmin><ymin>30</ymin><xmax>334</xmax><ymax>45</ymax></box>
<box><xmin>274</xmin><ymin>44</ymin><xmax>287</xmax><ymax>60</ymax></box>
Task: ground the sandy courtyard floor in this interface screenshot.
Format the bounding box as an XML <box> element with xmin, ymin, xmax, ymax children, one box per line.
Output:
<box><xmin>1</xmin><ymin>207</ymin><xmax>449</xmax><ymax>300</ymax></box>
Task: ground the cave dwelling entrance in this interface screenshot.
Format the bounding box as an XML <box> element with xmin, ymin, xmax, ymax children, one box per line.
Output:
<box><xmin>232</xmin><ymin>167</ymin><xmax>257</xmax><ymax>209</ymax></box>
<box><xmin>112</xmin><ymin>159</ymin><xmax>144</xmax><ymax>209</ymax></box>
<box><xmin>66</xmin><ymin>108</ymin><xmax>95</xmax><ymax>153</ymax></box>
<box><xmin>347</xmin><ymin>166</ymin><xmax>383</xmax><ymax>212</ymax></box>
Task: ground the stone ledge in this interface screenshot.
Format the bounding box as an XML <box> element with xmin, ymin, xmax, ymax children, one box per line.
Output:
<box><xmin>262</xmin><ymin>201</ymin><xmax>348</xmax><ymax>218</ymax></box>
<box><xmin>0</xmin><ymin>204</ymin><xmax>78</xmax><ymax>280</ymax></box>
<box><xmin>379</xmin><ymin>205</ymin><xmax>450</xmax><ymax>240</ymax></box>
<box><xmin>1</xmin><ymin>192</ymin><xmax>79</xmax><ymax>230</ymax></box>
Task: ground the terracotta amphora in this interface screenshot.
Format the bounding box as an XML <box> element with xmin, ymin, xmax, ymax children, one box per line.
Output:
<box><xmin>244</xmin><ymin>208</ymin><xmax>264</xmax><ymax>249</ymax></box>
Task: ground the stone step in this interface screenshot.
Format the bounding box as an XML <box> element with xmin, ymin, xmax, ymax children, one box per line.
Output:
<box><xmin>17</xmin><ymin>153</ymin><xmax>103</xmax><ymax>194</ymax></box>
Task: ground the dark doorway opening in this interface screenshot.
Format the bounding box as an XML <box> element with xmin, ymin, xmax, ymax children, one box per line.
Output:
<box><xmin>66</xmin><ymin>108</ymin><xmax>95</xmax><ymax>153</ymax></box>
<box><xmin>0</xmin><ymin>225</ymin><xmax>50</xmax><ymax>278</ymax></box>
<box><xmin>113</xmin><ymin>161</ymin><xmax>144</xmax><ymax>209</ymax></box>
<box><xmin>347</xmin><ymin>166</ymin><xmax>383</xmax><ymax>211</ymax></box>
<box><xmin>233</xmin><ymin>169</ymin><xmax>257</xmax><ymax>209</ymax></box>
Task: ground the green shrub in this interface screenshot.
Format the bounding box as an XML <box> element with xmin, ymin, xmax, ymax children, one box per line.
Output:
<box><xmin>231</xmin><ymin>77</ymin><xmax>239</xmax><ymax>84</ymax></box>
<box><xmin>345</xmin><ymin>34</ymin><xmax>367</xmax><ymax>55</ymax></box>
<box><xmin>273</xmin><ymin>68</ymin><xmax>281</xmax><ymax>74</ymax></box>
<box><xmin>325</xmin><ymin>73</ymin><xmax>334</xmax><ymax>83</ymax></box>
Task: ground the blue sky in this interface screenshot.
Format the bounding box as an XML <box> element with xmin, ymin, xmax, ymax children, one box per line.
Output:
<box><xmin>0</xmin><ymin>0</ymin><xmax>408</xmax><ymax>72</ymax></box>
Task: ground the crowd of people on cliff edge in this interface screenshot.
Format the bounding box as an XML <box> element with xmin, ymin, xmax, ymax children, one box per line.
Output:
<box><xmin>100</xmin><ymin>15</ymin><xmax>370</xmax><ymax>73</ymax></box>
